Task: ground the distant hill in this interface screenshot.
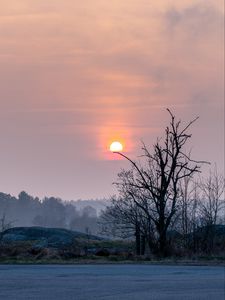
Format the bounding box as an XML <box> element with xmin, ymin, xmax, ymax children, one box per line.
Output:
<box><xmin>1</xmin><ymin>226</ymin><xmax>102</xmax><ymax>249</ymax></box>
<box><xmin>0</xmin><ymin>226</ymin><xmax>135</xmax><ymax>261</ymax></box>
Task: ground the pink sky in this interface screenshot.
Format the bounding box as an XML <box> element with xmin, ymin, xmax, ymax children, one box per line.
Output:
<box><xmin>0</xmin><ymin>0</ymin><xmax>224</xmax><ymax>199</ymax></box>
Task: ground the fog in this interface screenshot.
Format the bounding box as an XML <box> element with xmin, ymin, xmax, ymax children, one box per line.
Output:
<box><xmin>0</xmin><ymin>191</ymin><xmax>108</xmax><ymax>235</ymax></box>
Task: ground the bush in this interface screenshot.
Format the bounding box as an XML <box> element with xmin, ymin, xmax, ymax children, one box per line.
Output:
<box><xmin>95</xmin><ymin>249</ymin><xmax>110</xmax><ymax>257</ymax></box>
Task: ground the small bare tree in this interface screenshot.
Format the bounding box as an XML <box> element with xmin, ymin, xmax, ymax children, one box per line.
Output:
<box><xmin>0</xmin><ymin>212</ymin><xmax>14</xmax><ymax>243</ymax></box>
<box><xmin>100</xmin><ymin>195</ymin><xmax>150</xmax><ymax>255</ymax></box>
<box><xmin>175</xmin><ymin>167</ymin><xmax>201</xmax><ymax>249</ymax></box>
<box><xmin>199</xmin><ymin>167</ymin><xmax>225</xmax><ymax>226</ymax></box>
<box><xmin>198</xmin><ymin>167</ymin><xmax>225</xmax><ymax>253</ymax></box>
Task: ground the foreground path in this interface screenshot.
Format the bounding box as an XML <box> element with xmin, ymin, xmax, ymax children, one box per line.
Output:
<box><xmin>0</xmin><ymin>264</ymin><xmax>224</xmax><ymax>299</ymax></box>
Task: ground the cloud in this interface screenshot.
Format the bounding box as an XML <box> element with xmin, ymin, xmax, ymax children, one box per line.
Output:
<box><xmin>0</xmin><ymin>0</ymin><xmax>223</xmax><ymax>198</ymax></box>
<box><xmin>165</xmin><ymin>1</ymin><xmax>224</xmax><ymax>38</ymax></box>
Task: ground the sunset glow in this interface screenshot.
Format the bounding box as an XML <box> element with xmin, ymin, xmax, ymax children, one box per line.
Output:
<box><xmin>0</xmin><ymin>0</ymin><xmax>223</xmax><ymax>199</ymax></box>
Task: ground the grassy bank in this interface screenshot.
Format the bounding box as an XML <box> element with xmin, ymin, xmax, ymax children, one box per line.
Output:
<box><xmin>0</xmin><ymin>255</ymin><xmax>224</xmax><ymax>266</ymax></box>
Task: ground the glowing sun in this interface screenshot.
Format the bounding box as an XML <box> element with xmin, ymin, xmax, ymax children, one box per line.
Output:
<box><xmin>110</xmin><ymin>141</ymin><xmax>123</xmax><ymax>152</ymax></box>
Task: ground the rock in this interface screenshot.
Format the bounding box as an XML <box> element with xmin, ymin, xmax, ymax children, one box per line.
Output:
<box><xmin>1</xmin><ymin>226</ymin><xmax>102</xmax><ymax>249</ymax></box>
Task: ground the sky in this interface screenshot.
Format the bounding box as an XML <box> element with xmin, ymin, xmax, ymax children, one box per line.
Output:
<box><xmin>0</xmin><ymin>0</ymin><xmax>224</xmax><ymax>200</ymax></box>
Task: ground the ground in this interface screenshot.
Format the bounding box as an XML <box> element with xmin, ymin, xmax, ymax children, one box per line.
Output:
<box><xmin>0</xmin><ymin>264</ymin><xmax>224</xmax><ymax>299</ymax></box>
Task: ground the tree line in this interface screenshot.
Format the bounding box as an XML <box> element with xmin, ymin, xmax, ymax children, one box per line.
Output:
<box><xmin>0</xmin><ymin>192</ymin><xmax>104</xmax><ymax>236</ymax></box>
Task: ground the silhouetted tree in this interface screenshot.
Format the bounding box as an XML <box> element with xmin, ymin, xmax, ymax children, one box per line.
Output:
<box><xmin>108</xmin><ymin>110</ymin><xmax>206</xmax><ymax>257</ymax></box>
<box><xmin>198</xmin><ymin>167</ymin><xmax>225</xmax><ymax>253</ymax></box>
<box><xmin>0</xmin><ymin>212</ymin><xmax>15</xmax><ymax>243</ymax></box>
<box><xmin>100</xmin><ymin>195</ymin><xmax>148</xmax><ymax>255</ymax></box>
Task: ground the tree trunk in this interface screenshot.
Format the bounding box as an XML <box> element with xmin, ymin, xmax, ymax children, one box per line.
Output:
<box><xmin>140</xmin><ymin>235</ymin><xmax>146</xmax><ymax>255</ymax></box>
<box><xmin>158</xmin><ymin>230</ymin><xmax>167</xmax><ymax>257</ymax></box>
<box><xmin>135</xmin><ymin>223</ymin><xmax>141</xmax><ymax>256</ymax></box>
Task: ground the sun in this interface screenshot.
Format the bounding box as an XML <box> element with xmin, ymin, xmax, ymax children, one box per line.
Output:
<box><xmin>110</xmin><ymin>141</ymin><xmax>123</xmax><ymax>152</ymax></box>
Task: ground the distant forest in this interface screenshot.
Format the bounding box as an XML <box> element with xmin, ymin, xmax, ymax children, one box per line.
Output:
<box><xmin>0</xmin><ymin>191</ymin><xmax>108</xmax><ymax>235</ymax></box>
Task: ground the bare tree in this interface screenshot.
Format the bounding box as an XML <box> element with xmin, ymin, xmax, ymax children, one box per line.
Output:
<box><xmin>0</xmin><ymin>212</ymin><xmax>14</xmax><ymax>232</ymax></box>
<box><xmin>199</xmin><ymin>167</ymin><xmax>225</xmax><ymax>226</ymax></box>
<box><xmin>198</xmin><ymin>167</ymin><xmax>225</xmax><ymax>253</ymax></box>
<box><xmin>174</xmin><ymin>168</ymin><xmax>201</xmax><ymax>250</ymax></box>
<box><xmin>0</xmin><ymin>212</ymin><xmax>15</xmax><ymax>243</ymax></box>
<box><xmin>112</xmin><ymin>110</ymin><xmax>206</xmax><ymax>257</ymax></box>
<box><xmin>100</xmin><ymin>195</ymin><xmax>148</xmax><ymax>255</ymax></box>
<box><xmin>188</xmin><ymin>180</ymin><xmax>201</xmax><ymax>253</ymax></box>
